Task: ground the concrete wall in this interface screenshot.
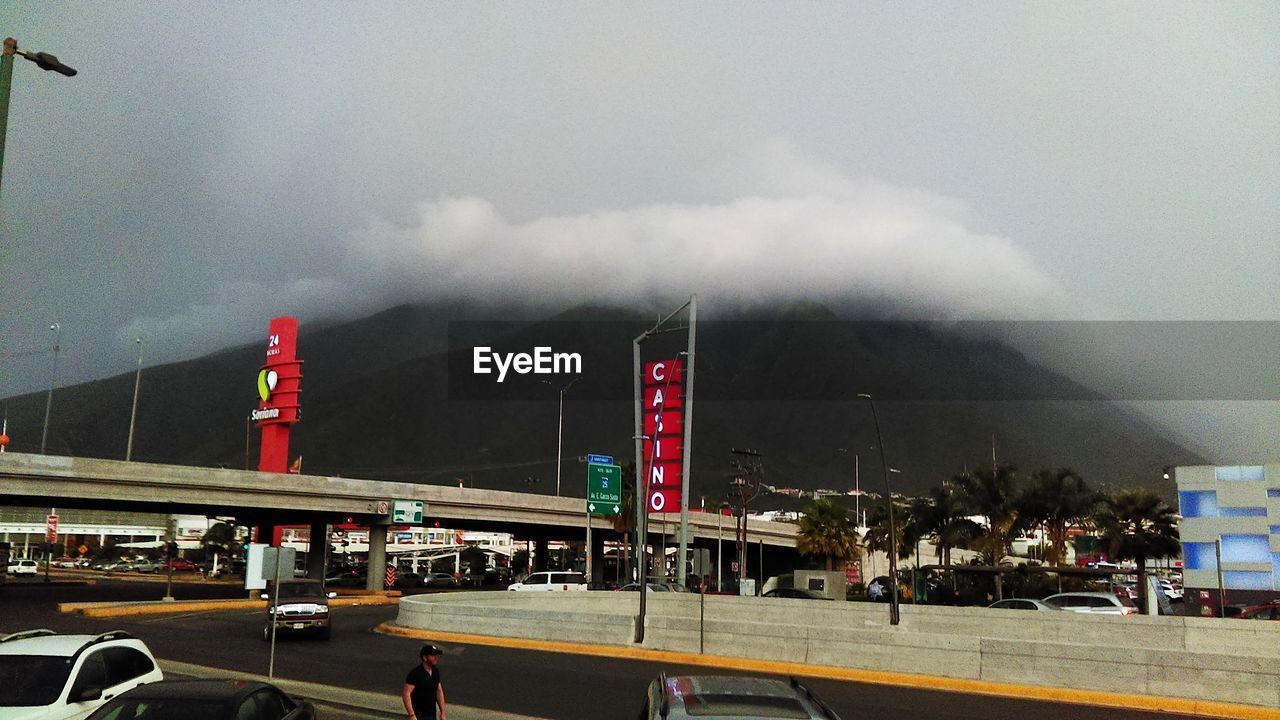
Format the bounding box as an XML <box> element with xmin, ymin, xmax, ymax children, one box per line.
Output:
<box><xmin>396</xmin><ymin>592</ymin><xmax>1280</xmax><ymax>708</ymax></box>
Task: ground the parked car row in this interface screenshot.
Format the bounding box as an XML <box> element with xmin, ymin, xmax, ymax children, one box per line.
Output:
<box><xmin>0</xmin><ymin>628</ymin><xmax>315</xmax><ymax>719</ymax></box>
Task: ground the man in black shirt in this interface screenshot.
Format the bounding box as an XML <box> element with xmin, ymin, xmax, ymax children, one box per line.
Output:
<box><xmin>402</xmin><ymin>643</ymin><xmax>446</xmax><ymax>720</ymax></box>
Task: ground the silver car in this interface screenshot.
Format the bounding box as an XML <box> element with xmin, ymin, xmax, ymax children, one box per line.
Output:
<box><xmin>639</xmin><ymin>674</ymin><xmax>841</xmax><ymax>720</ymax></box>
<box><xmin>1042</xmin><ymin>591</ymin><xmax>1137</xmax><ymax>616</ymax></box>
<box><xmin>987</xmin><ymin>598</ymin><xmax>1061</xmax><ymax>611</ymax></box>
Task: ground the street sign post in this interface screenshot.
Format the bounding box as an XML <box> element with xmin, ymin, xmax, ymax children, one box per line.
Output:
<box><xmin>586</xmin><ymin>453</ymin><xmax>614</xmax><ymax>466</ymax></box>
<box><xmin>587</xmin><ymin>463</ymin><xmax>622</xmax><ymax>516</ymax></box>
<box><xmin>45</xmin><ymin>514</ymin><xmax>58</xmax><ymax>543</ymax></box>
<box><xmin>392</xmin><ymin>499</ymin><xmax>424</xmax><ymax>525</ymax></box>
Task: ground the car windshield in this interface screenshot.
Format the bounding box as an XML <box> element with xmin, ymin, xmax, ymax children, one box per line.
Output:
<box><xmin>89</xmin><ymin>699</ymin><xmax>228</xmax><ymax>720</ymax></box>
<box><xmin>682</xmin><ymin>695</ymin><xmax>811</xmax><ymax>718</ymax></box>
<box><xmin>0</xmin><ymin>655</ymin><xmax>74</xmax><ymax>707</ymax></box>
<box><xmin>278</xmin><ymin>583</ymin><xmax>324</xmax><ymax>599</ymax></box>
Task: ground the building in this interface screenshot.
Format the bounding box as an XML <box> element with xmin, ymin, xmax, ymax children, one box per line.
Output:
<box><xmin>1175</xmin><ymin>463</ymin><xmax>1280</xmax><ymax>613</ymax></box>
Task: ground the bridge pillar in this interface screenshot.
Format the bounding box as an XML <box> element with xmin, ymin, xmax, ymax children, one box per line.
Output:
<box><xmin>307</xmin><ymin>521</ymin><xmax>328</xmax><ymax>580</ymax></box>
<box><xmin>590</xmin><ymin>530</ymin><xmax>605</xmax><ymax>584</ymax></box>
<box><xmin>533</xmin><ymin>536</ymin><xmax>549</xmax><ymax>573</ymax></box>
<box><xmin>367</xmin><ymin>524</ymin><xmax>388</xmax><ymax>591</ymax></box>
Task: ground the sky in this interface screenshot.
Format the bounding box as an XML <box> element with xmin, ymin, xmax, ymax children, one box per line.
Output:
<box><xmin>2</xmin><ymin>4</ymin><xmax>1277</xmax><ymax>459</ymax></box>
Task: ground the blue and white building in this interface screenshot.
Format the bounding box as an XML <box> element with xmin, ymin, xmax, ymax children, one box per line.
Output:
<box><xmin>1176</xmin><ymin>464</ymin><xmax>1280</xmax><ymax>609</ymax></box>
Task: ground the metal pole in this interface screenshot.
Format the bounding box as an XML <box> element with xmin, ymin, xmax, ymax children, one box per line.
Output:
<box><xmin>1</xmin><ymin>40</ymin><xmax>14</xmax><ymax>201</ymax></box>
<box><xmin>556</xmin><ymin>387</ymin><xmax>565</xmax><ymax>497</ymax></box>
<box><xmin>716</xmin><ymin>508</ymin><xmax>722</xmax><ymax>591</ymax></box>
<box><xmin>44</xmin><ymin>506</ymin><xmax>53</xmax><ymax>583</ymax></box>
<box><xmin>126</xmin><ymin>338</ymin><xmax>143</xmax><ymax>461</ymax></box>
<box><xmin>40</xmin><ymin>324</ymin><xmax>60</xmax><ymax>454</ymax></box>
<box><xmin>633</xmin><ymin>334</ymin><xmax>647</xmax><ymax>643</ymax></box>
<box><xmin>678</xmin><ymin>295</ymin><xmax>697</xmax><ymax>585</ymax></box>
<box><xmin>1215</xmin><ymin>538</ymin><xmax>1225</xmax><ymax>618</ymax></box>
<box><xmin>859</xmin><ymin>393</ymin><xmax>899</xmax><ymax>626</ymax></box>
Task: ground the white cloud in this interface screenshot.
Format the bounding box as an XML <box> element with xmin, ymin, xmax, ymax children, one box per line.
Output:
<box><xmin>341</xmin><ymin>139</ymin><xmax>1066</xmax><ymax>319</ymax></box>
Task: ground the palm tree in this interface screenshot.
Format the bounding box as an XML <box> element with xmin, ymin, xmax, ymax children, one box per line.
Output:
<box><xmin>863</xmin><ymin>497</ymin><xmax>913</xmax><ymax>563</ymax></box>
<box><xmin>610</xmin><ymin>461</ymin><xmax>638</xmax><ymax>582</ymax></box>
<box><xmin>795</xmin><ymin>499</ymin><xmax>861</xmax><ymax>571</ymax></box>
<box><xmin>953</xmin><ymin>463</ymin><xmax>1023</xmax><ymax>566</ymax></box>
<box><xmin>1095</xmin><ymin>489</ymin><xmax>1180</xmax><ymax>614</ymax></box>
<box><xmin>201</xmin><ymin>521</ymin><xmax>236</xmax><ymax>575</ymax></box>
<box><xmin>914</xmin><ymin>483</ymin><xmax>981</xmax><ymax>568</ymax></box>
<box><xmin>1018</xmin><ymin>468</ymin><xmax>1101</xmax><ymax>566</ymax></box>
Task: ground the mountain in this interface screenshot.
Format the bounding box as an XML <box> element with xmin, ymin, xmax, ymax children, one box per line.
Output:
<box><xmin>0</xmin><ymin>302</ymin><xmax>1201</xmax><ymax>500</ymax></box>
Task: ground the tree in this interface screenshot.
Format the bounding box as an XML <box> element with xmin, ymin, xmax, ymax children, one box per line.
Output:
<box><xmin>201</xmin><ymin>521</ymin><xmax>236</xmax><ymax>576</ymax></box>
<box><xmin>610</xmin><ymin>461</ymin><xmax>637</xmax><ymax>582</ymax></box>
<box><xmin>953</xmin><ymin>463</ymin><xmax>1024</xmax><ymax>566</ymax></box>
<box><xmin>913</xmin><ymin>483</ymin><xmax>981</xmax><ymax>568</ymax></box>
<box><xmin>863</xmin><ymin>497</ymin><xmax>912</xmax><ymax>563</ymax></box>
<box><xmin>1095</xmin><ymin>489</ymin><xmax>1180</xmax><ymax>614</ymax></box>
<box><xmin>1017</xmin><ymin>468</ymin><xmax>1101</xmax><ymax>566</ymax></box>
<box><xmin>795</xmin><ymin>499</ymin><xmax>861</xmax><ymax>571</ymax></box>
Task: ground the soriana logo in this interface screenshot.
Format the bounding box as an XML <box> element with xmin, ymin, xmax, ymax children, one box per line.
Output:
<box><xmin>254</xmin><ymin>317</ymin><xmax>302</xmax><ymax>426</ymax></box>
<box><xmin>644</xmin><ymin>358</ymin><xmax>684</xmax><ymax>513</ymax></box>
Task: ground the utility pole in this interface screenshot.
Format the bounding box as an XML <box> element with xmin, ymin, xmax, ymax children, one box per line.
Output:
<box><xmin>126</xmin><ymin>338</ymin><xmax>143</xmax><ymax>461</ymax></box>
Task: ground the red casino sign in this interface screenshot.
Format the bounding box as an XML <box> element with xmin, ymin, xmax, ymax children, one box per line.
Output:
<box><xmin>643</xmin><ymin>358</ymin><xmax>684</xmax><ymax>513</ymax></box>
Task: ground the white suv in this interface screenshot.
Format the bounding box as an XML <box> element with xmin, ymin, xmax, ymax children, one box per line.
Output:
<box><xmin>8</xmin><ymin>560</ymin><xmax>39</xmax><ymax>577</ymax></box>
<box><xmin>0</xmin><ymin>630</ymin><xmax>164</xmax><ymax>720</ymax></box>
<box><xmin>507</xmin><ymin>571</ymin><xmax>588</xmax><ymax>591</ymax></box>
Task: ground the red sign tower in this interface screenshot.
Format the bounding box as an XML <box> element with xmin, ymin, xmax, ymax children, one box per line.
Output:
<box><xmin>255</xmin><ymin>317</ymin><xmax>303</xmax><ymax>473</ymax></box>
<box><xmin>643</xmin><ymin>358</ymin><xmax>684</xmax><ymax>513</ymax></box>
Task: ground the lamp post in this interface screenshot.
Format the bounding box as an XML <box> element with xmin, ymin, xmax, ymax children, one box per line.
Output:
<box><xmin>40</xmin><ymin>323</ymin><xmax>60</xmax><ymax>454</ymax></box>
<box><xmin>554</xmin><ymin>377</ymin><xmax>580</xmax><ymax>497</ymax></box>
<box><xmin>126</xmin><ymin>338</ymin><xmax>143</xmax><ymax>461</ymax></box>
<box><xmin>858</xmin><ymin>393</ymin><xmax>899</xmax><ymax>626</ymax></box>
<box><xmin>2</xmin><ymin>37</ymin><xmax>77</xmax><ymax>201</ymax></box>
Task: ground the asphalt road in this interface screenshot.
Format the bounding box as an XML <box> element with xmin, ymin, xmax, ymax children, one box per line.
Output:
<box><xmin>0</xmin><ymin>576</ymin><xmax>1226</xmax><ymax>720</ymax></box>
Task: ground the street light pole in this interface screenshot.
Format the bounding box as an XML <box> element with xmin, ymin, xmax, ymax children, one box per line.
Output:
<box><xmin>1</xmin><ymin>37</ymin><xmax>77</xmax><ymax>202</ymax></box>
<box><xmin>126</xmin><ymin>337</ymin><xmax>143</xmax><ymax>461</ymax></box>
<box><xmin>555</xmin><ymin>377</ymin><xmax>579</xmax><ymax>497</ymax></box>
<box><xmin>40</xmin><ymin>323</ymin><xmax>60</xmax><ymax>455</ymax></box>
<box><xmin>858</xmin><ymin>393</ymin><xmax>899</xmax><ymax>626</ymax></box>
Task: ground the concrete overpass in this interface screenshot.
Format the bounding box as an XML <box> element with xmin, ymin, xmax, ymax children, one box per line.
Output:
<box><xmin>0</xmin><ymin>452</ymin><xmax>799</xmax><ymax>585</ymax></box>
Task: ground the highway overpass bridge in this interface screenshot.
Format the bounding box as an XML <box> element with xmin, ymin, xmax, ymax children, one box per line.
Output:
<box><xmin>0</xmin><ymin>452</ymin><xmax>799</xmax><ymax>587</ymax></box>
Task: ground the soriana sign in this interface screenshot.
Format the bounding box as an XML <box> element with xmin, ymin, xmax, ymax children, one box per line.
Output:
<box><xmin>256</xmin><ymin>317</ymin><xmax>303</xmax><ymax>473</ymax></box>
<box><xmin>643</xmin><ymin>359</ymin><xmax>683</xmax><ymax>513</ymax></box>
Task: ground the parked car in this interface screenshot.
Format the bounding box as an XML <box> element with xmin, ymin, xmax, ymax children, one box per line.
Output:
<box><xmin>7</xmin><ymin>559</ymin><xmax>39</xmax><ymax>576</ymax></box>
<box><xmin>323</xmin><ymin>566</ymin><xmax>367</xmax><ymax>587</ymax></box>
<box><xmin>1042</xmin><ymin>591</ymin><xmax>1138</xmax><ymax>616</ymax></box>
<box><xmin>987</xmin><ymin>598</ymin><xmax>1061</xmax><ymax>611</ymax></box>
<box><xmin>507</xmin><ymin>571</ymin><xmax>588</xmax><ymax>591</ymax></box>
<box><xmin>85</xmin><ymin>678</ymin><xmax>314</xmax><ymax>720</ymax></box>
<box><xmin>1235</xmin><ymin>601</ymin><xmax>1280</xmax><ymax>621</ymax></box>
<box><xmin>161</xmin><ymin>558</ymin><xmax>196</xmax><ymax>572</ymax></box>
<box><xmin>130</xmin><ymin>561</ymin><xmax>161</xmax><ymax>574</ymax></box>
<box><xmin>424</xmin><ymin>572</ymin><xmax>458</xmax><ymax>588</ymax></box>
<box><xmin>637</xmin><ymin>674</ymin><xmax>842</xmax><ymax>720</ymax></box>
<box><xmin>764</xmin><ymin>587</ymin><xmax>832</xmax><ymax>600</ymax></box>
<box><xmin>0</xmin><ymin>629</ymin><xmax>164</xmax><ymax>720</ymax></box>
<box><xmin>394</xmin><ymin>572</ymin><xmax>425</xmax><ymax>589</ymax></box>
<box><xmin>618</xmin><ymin>580</ymin><xmax>691</xmax><ymax>593</ymax></box>
<box><xmin>51</xmin><ymin>558</ymin><xmax>80</xmax><ymax>569</ymax></box>
<box><xmin>261</xmin><ymin>580</ymin><xmax>336</xmax><ymax>640</ymax></box>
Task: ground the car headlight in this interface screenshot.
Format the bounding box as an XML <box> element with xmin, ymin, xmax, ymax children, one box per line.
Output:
<box><xmin>315</xmin><ymin>606</ymin><xmax>328</xmax><ymax>613</ymax></box>
<box><xmin>268</xmin><ymin>606</ymin><xmax>276</xmax><ymax>614</ymax></box>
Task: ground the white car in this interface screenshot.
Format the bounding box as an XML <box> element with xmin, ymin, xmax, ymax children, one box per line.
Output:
<box><xmin>0</xmin><ymin>629</ymin><xmax>164</xmax><ymax>720</ymax></box>
<box><xmin>507</xmin><ymin>571</ymin><xmax>588</xmax><ymax>591</ymax></box>
<box><xmin>8</xmin><ymin>560</ymin><xmax>39</xmax><ymax>576</ymax></box>
<box><xmin>1042</xmin><ymin>591</ymin><xmax>1138</xmax><ymax>616</ymax></box>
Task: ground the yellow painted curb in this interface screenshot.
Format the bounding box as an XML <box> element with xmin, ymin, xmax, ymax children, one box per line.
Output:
<box><xmin>62</xmin><ymin>595</ymin><xmax>399</xmax><ymax>618</ymax></box>
<box><xmin>376</xmin><ymin>624</ymin><xmax>1280</xmax><ymax>720</ymax></box>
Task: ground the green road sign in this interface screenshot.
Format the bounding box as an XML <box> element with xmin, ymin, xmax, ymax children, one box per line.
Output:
<box><xmin>587</xmin><ymin>463</ymin><xmax>622</xmax><ymax>516</ymax></box>
<box><xmin>392</xmin><ymin>499</ymin><xmax>424</xmax><ymax>525</ymax></box>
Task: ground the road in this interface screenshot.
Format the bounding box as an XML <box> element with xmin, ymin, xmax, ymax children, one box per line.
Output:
<box><xmin>0</xmin><ymin>576</ymin><xmax>1225</xmax><ymax>720</ymax></box>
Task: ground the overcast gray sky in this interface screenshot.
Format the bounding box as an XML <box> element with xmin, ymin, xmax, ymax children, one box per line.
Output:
<box><xmin>2</xmin><ymin>4</ymin><xmax>1276</xmax><ymax>458</ymax></box>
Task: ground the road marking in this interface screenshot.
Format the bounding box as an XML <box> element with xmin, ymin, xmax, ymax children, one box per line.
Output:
<box><xmin>375</xmin><ymin>623</ymin><xmax>1280</xmax><ymax>720</ymax></box>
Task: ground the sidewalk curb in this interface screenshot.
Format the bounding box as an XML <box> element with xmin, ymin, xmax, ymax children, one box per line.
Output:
<box><xmin>376</xmin><ymin>623</ymin><xmax>1280</xmax><ymax>720</ymax></box>
<box><xmin>60</xmin><ymin>595</ymin><xmax>399</xmax><ymax>618</ymax></box>
<box><xmin>158</xmin><ymin>659</ymin><xmax>545</xmax><ymax>720</ymax></box>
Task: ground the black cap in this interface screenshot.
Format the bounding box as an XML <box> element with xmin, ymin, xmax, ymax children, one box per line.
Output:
<box><xmin>420</xmin><ymin>643</ymin><xmax>443</xmax><ymax>657</ymax></box>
